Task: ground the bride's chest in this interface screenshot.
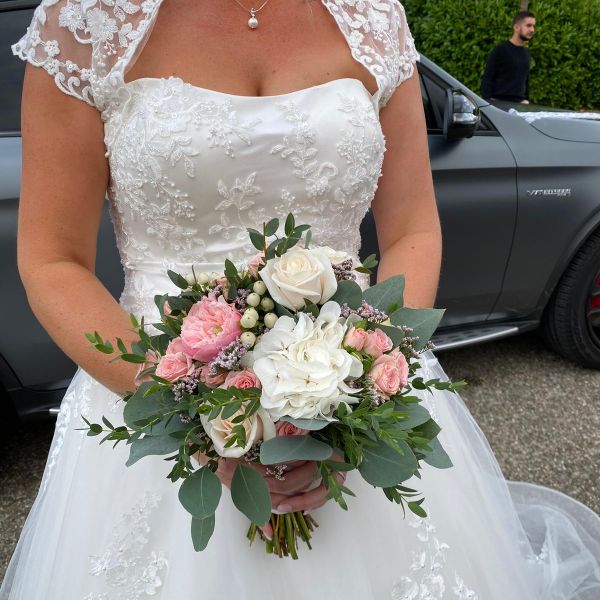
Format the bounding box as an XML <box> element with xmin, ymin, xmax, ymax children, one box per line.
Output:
<box><xmin>102</xmin><ymin>76</ymin><xmax>386</xmax><ymax>203</ymax></box>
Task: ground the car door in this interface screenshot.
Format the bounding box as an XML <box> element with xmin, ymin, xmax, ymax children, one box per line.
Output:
<box><xmin>360</xmin><ymin>63</ymin><xmax>518</xmax><ymax>327</ymax></box>
<box><xmin>421</xmin><ymin>66</ymin><xmax>519</xmax><ymax>327</ymax></box>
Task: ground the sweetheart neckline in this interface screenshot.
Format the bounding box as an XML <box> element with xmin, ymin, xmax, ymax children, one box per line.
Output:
<box><xmin>121</xmin><ymin>75</ymin><xmax>377</xmax><ymax>103</ymax></box>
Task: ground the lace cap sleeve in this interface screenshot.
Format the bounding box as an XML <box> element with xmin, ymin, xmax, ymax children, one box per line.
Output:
<box><xmin>10</xmin><ymin>0</ymin><xmax>157</xmax><ymax>111</ymax></box>
<box><xmin>324</xmin><ymin>0</ymin><xmax>419</xmax><ymax>110</ymax></box>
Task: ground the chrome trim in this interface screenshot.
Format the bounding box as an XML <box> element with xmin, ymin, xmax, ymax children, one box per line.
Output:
<box><xmin>432</xmin><ymin>325</ymin><xmax>521</xmax><ymax>351</ymax></box>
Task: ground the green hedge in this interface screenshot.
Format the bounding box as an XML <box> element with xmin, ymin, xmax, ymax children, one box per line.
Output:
<box><xmin>402</xmin><ymin>0</ymin><xmax>599</xmax><ymax>110</ymax></box>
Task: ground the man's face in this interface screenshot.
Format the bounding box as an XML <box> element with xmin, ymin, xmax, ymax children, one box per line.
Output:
<box><xmin>515</xmin><ymin>17</ymin><xmax>536</xmax><ymax>42</ymax></box>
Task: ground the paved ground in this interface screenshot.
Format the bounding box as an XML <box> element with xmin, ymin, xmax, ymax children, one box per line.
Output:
<box><xmin>1</xmin><ymin>330</ymin><xmax>599</xmax><ymax>581</ymax></box>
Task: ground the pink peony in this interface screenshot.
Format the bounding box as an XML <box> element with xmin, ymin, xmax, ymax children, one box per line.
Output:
<box><xmin>134</xmin><ymin>349</ymin><xmax>160</xmax><ymax>387</ymax></box>
<box><xmin>368</xmin><ymin>351</ymin><xmax>408</xmax><ymax>397</ymax></box>
<box><xmin>224</xmin><ymin>368</ymin><xmax>261</xmax><ymax>390</ymax></box>
<box><xmin>363</xmin><ymin>328</ymin><xmax>394</xmax><ymax>358</ymax></box>
<box><xmin>199</xmin><ymin>365</ymin><xmax>226</xmax><ymax>388</ymax></box>
<box><xmin>344</xmin><ymin>326</ymin><xmax>369</xmax><ymax>351</ymax></box>
<box><xmin>180</xmin><ymin>296</ymin><xmax>242</xmax><ymax>363</ymax></box>
<box><xmin>275</xmin><ymin>421</ymin><xmax>307</xmax><ymax>436</ymax></box>
<box><xmin>155</xmin><ymin>338</ymin><xmax>195</xmax><ymax>382</ymax></box>
<box><xmin>247</xmin><ymin>252</ymin><xmax>266</xmax><ymax>277</ymax></box>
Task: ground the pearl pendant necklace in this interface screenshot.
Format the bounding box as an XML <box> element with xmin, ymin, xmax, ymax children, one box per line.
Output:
<box><xmin>232</xmin><ymin>0</ymin><xmax>273</xmax><ymax>30</ymax></box>
<box><xmin>248</xmin><ymin>8</ymin><xmax>259</xmax><ymax>29</ymax></box>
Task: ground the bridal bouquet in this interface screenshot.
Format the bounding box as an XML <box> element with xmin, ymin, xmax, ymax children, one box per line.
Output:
<box><xmin>83</xmin><ymin>214</ymin><xmax>465</xmax><ymax>558</ymax></box>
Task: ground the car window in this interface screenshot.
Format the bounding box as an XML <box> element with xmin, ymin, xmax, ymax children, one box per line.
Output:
<box><xmin>419</xmin><ymin>70</ymin><xmax>438</xmax><ymax>132</ymax></box>
<box><xmin>0</xmin><ymin>4</ymin><xmax>35</xmax><ymax>134</ymax></box>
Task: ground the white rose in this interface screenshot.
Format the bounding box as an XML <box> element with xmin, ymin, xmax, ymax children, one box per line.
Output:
<box><xmin>248</xmin><ymin>301</ymin><xmax>363</xmax><ymax>419</ymax></box>
<box><xmin>200</xmin><ymin>404</ymin><xmax>276</xmax><ymax>458</ymax></box>
<box><xmin>316</xmin><ymin>246</ymin><xmax>353</xmax><ymax>266</ymax></box>
<box><xmin>259</xmin><ymin>247</ymin><xmax>337</xmax><ymax>311</ymax></box>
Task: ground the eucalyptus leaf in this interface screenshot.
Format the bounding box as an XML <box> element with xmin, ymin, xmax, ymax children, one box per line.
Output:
<box><xmin>178</xmin><ymin>468</ymin><xmax>222</xmax><ymax>519</ymax></box>
<box><xmin>394</xmin><ymin>403</ymin><xmax>432</xmax><ymax>430</ymax></box>
<box><xmin>362</xmin><ymin>274</ymin><xmax>405</xmax><ymax>312</ymax></box>
<box><xmin>358</xmin><ymin>439</ymin><xmax>417</xmax><ymax>487</ymax></box>
<box><xmin>191</xmin><ymin>514</ymin><xmax>215</xmax><ymax>551</ymax></box>
<box><xmin>260</xmin><ymin>435</ymin><xmax>333</xmax><ymax>464</ymax></box>
<box><xmin>330</xmin><ymin>280</ymin><xmax>363</xmax><ymax>310</ymax></box>
<box><xmin>126</xmin><ymin>434</ymin><xmax>181</xmax><ymax>467</ymax></box>
<box><xmin>123</xmin><ymin>383</ymin><xmax>167</xmax><ymax>430</ymax></box>
<box><xmin>389</xmin><ymin>307</ymin><xmax>446</xmax><ymax>351</ymax></box>
<box><xmin>280</xmin><ymin>416</ymin><xmax>331</xmax><ymax>431</ymax></box>
<box><xmin>231</xmin><ymin>464</ymin><xmax>271</xmax><ymax>525</ymax></box>
<box><xmin>421</xmin><ymin>437</ymin><xmax>453</xmax><ymax>469</ymax></box>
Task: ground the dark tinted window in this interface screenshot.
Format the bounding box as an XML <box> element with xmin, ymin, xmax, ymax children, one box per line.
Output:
<box><xmin>1</xmin><ymin>6</ymin><xmax>35</xmax><ymax>133</ymax></box>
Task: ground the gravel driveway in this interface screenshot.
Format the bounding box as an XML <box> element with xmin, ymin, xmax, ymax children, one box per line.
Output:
<box><xmin>1</xmin><ymin>330</ymin><xmax>599</xmax><ymax>580</ymax></box>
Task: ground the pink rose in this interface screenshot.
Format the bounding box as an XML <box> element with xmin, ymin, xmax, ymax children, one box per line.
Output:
<box><xmin>155</xmin><ymin>338</ymin><xmax>195</xmax><ymax>382</ymax></box>
<box><xmin>224</xmin><ymin>368</ymin><xmax>261</xmax><ymax>390</ymax></box>
<box><xmin>369</xmin><ymin>352</ymin><xmax>408</xmax><ymax>397</ymax></box>
<box><xmin>363</xmin><ymin>329</ymin><xmax>394</xmax><ymax>358</ymax></box>
<box><xmin>275</xmin><ymin>421</ymin><xmax>307</xmax><ymax>436</ymax></box>
<box><xmin>134</xmin><ymin>349</ymin><xmax>160</xmax><ymax>387</ymax></box>
<box><xmin>390</xmin><ymin>349</ymin><xmax>409</xmax><ymax>389</ymax></box>
<box><xmin>344</xmin><ymin>326</ymin><xmax>368</xmax><ymax>351</ymax></box>
<box><xmin>163</xmin><ymin>300</ymin><xmax>172</xmax><ymax>316</ymax></box>
<box><xmin>199</xmin><ymin>365</ymin><xmax>226</xmax><ymax>388</ymax></box>
<box><xmin>180</xmin><ymin>296</ymin><xmax>242</xmax><ymax>363</ymax></box>
<box><xmin>247</xmin><ymin>252</ymin><xmax>265</xmax><ymax>277</ymax></box>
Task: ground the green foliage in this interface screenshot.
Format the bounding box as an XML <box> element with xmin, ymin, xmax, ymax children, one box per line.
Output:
<box><xmin>231</xmin><ymin>464</ymin><xmax>272</xmax><ymax>525</ymax></box>
<box><xmin>402</xmin><ymin>0</ymin><xmax>599</xmax><ymax>110</ymax></box>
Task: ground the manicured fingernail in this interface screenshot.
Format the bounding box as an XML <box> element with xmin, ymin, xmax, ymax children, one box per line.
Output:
<box><xmin>277</xmin><ymin>503</ymin><xmax>292</xmax><ymax>513</ymax></box>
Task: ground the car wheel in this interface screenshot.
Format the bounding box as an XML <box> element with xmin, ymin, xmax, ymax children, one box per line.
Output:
<box><xmin>541</xmin><ymin>229</ymin><xmax>600</xmax><ymax>368</ymax></box>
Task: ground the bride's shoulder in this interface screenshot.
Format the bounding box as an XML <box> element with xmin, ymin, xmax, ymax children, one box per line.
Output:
<box><xmin>326</xmin><ymin>0</ymin><xmax>419</xmax><ymax>108</ymax></box>
<box><xmin>10</xmin><ymin>0</ymin><xmax>154</xmax><ymax>110</ymax></box>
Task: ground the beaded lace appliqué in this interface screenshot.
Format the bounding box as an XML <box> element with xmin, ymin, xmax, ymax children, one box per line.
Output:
<box><xmin>84</xmin><ymin>493</ymin><xmax>168</xmax><ymax>599</ymax></box>
<box><xmin>391</xmin><ymin>515</ymin><xmax>478</xmax><ymax>600</ymax></box>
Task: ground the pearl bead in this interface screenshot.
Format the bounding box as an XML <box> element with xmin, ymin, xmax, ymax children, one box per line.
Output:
<box><xmin>248</xmin><ymin>16</ymin><xmax>259</xmax><ymax>29</ymax></box>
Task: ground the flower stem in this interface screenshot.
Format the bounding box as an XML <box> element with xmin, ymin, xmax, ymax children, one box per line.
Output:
<box><xmin>247</xmin><ymin>511</ymin><xmax>318</xmax><ymax>559</ymax></box>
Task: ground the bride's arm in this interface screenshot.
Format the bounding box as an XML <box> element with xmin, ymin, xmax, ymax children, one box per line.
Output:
<box><xmin>372</xmin><ymin>71</ymin><xmax>442</xmax><ymax>309</ymax></box>
<box><xmin>17</xmin><ymin>64</ymin><xmax>139</xmax><ymax>395</ymax></box>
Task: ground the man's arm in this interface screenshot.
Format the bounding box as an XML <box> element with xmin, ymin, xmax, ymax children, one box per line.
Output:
<box><xmin>481</xmin><ymin>46</ymin><xmax>500</xmax><ymax>100</ymax></box>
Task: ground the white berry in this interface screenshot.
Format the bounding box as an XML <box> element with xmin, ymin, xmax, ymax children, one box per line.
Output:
<box><xmin>196</xmin><ymin>272</ymin><xmax>210</xmax><ymax>285</ymax></box>
<box><xmin>244</xmin><ymin>307</ymin><xmax>259</xmax><ymax>319</ymax></box>
<box><xmin>253</xmin><ymin>281</ymin><xmax>267</xmax><ymax>295</ymax></box>
<box><xmin>241</xmin><ymin>313</ymin><xmax>258</xmax><ymax>329</ymax></box>
<box><xmin>240</xmin><ymin>331</ymin><xmax>256</xmax><ymax>348</ymax></box>
<box><xmin>260</xmin><ymin>297</ymin><xmax>275</xmax><ymax>312</ymax></box>
<box><xmin>184</xmin><ymin>272</ymin><xmax>196</xmax><ymax>285</ymax></box>
<box><xmin>246</xmin><ymin>292</ymin><xmax>261</xmax><ymax>307</ymax></box>
<box><xmin>264</xmin><ymin>313</ymin><xmax>278</xmax><ymax>329</ymax></box>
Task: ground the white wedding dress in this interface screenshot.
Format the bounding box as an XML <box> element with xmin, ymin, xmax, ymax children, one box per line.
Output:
<box><xmin>3</xmin><ymin>1</ymin><xmax>600</xmax><ymax>598</ymax></box>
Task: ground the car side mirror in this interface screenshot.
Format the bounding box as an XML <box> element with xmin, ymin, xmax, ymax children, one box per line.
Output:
<box><xmin>443</xmin><ymin>88</ymin><xmax>481</xmax><ymax>140</ymax></box>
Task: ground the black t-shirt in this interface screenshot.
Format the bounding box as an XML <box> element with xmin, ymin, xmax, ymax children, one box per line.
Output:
<box><xmin>481</xmin><ymin>41</ymin><xmax>532</xmax><ymax>101</ymax></box>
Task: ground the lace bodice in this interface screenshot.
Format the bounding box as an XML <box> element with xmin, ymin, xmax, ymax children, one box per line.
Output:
<box><xmin>12</xmin><ymin>0</ymin><xmax>419</xmax><ymax>319</ymax></box>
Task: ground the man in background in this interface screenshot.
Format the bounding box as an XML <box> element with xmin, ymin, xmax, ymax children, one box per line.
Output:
<box><xmin>481</xmin><ymin>11</ymin><xmax>536</xmax><ymax>104</ymax></box>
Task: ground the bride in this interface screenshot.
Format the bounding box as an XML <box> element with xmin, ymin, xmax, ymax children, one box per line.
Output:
<box><xmin>3</xmin><ymin>0</ymin><xmax>600</xmax><ymax>598</ymax></box>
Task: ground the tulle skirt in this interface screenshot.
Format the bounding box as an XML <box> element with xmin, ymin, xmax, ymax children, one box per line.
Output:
<box><xmin>2</xmin><ymin>350</ymin><xmax>599</xmax><ymax>599</ymax></box>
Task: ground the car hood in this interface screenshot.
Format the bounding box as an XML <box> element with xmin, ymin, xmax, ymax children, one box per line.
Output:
<box><xmin>508</xmin><ymin>109</ymin><xmax>600</xmax><ymax>143</ymax></box>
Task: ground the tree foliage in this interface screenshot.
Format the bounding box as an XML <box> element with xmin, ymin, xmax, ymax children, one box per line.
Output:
<box><xmin>402</xmin><ymin>0</ymin><xmax>599</xmax><ymax>110</ymax></box>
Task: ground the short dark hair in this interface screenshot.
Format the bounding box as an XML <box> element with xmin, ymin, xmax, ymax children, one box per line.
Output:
<box><xmin>513</xmin><ymin>11</ymin><xmax>535</xmax><ymax>26</ymax></box>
